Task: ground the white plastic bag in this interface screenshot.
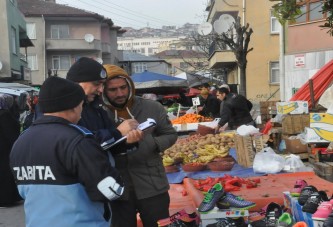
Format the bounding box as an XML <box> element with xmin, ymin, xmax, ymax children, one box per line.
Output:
<box><xmin>283</xmin><ymin>154</ymin><xmax>309</xmax><ymax>172</ymax></box>
<box><xmin>236</xmin><ymin>125</ymin><xmax>259</xmax><ymax>136</ymax></box>
<box><xmin>253</xmin><ymin>147</ymin><xmax>286</xmax><ymax>174</ymax></box>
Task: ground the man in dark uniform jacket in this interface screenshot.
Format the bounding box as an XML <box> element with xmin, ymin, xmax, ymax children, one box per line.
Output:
<box><xmin>10</xmin><ymin>77</ymin><xmax>124</xmax><ymax>227</ymax></box>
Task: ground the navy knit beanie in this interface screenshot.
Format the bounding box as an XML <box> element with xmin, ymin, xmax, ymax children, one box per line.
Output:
<box><xmin>66</xmin><ymin>57</ymin><xmax>107</xmax><ymax>82</ymax></box>
<box><xmin>39</xmin><ymin>76</ymin><xmax>85</xmax><ymax>113</ymax></box>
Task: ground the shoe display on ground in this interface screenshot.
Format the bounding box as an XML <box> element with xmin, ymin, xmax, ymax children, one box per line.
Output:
<box><xmin>276</xmin><ymin>212</ymin><xmax>293</xmax><ymax>227</ymax></box>
<box><xmin>250</xmin><ymin>202</ymin><xmax>283</xmax><ymax>227</ymax></box>
<box><xmin>290</xmin><ymin>179</ymin><xmax>308</xmax><ymax>197</ymax></box>
<box><xmin>206</xmin><ymin>217</ymin><xmax>246</xmax><ymax>227</ymax></box>
<box><xmin>216</xmin><ymin>192</ymin><xmax>256</xmax><ymax>210</ymax></box>
<box><xmin>157</xmin><ymin>209</ymin><xmax>200</xmax><ymax>227</ymax></box>
<box><xmin>301</xmin><ymin>191</ymin><xmax>329</xmax><ymax>214</ymax></box>
<box><xmin>298</xmin><ymin>185</ymin><xmax>318</xmax><ymax>206</ymax></box>
<box><xmin>323</xmin><ymin>208</ymin><xmax>333</xmax><ymax>227</ymax></box>
<box><xmin>164</xmin><ymin>219</ymin><xmax>189</xmax><ymax>227</ymax></box>
<box><xmin>312</xmin><ymin>201</ymin><xmax>333</xmax><ymax>221</ymax></box>
<box><xmin>292</xmin><ymin>221</ymin><xmax>308</xmax><ymax>227</ymax></box>
<box><xmin>198</xmin><ymin>183</ymin><xmax>225</xmax><ymax>213</ymax></box>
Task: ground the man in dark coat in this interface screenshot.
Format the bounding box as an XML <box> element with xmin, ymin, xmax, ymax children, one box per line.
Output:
<box><xmin>216</xmin><ymin>87</ymin><xmax>255</xmax><ymax>131</ymax></box>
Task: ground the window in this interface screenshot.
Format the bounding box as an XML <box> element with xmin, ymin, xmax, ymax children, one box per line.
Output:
<box><xmin>270</xmin><ymin>61</ymin><xmax>280</xmax><ymax>84</ymax></box>
<box><xmin>51</xmin><ymin>25</ymin><xmax>69</xmax><ymax>39</ymax></box>
<box><xmin>133</xmin><ymin>63</ymin><xmax>147</xmax><ymax>73</ymax></box>
<box><xmin>11</xmin><ymin>27</ymin><xmax>17</xmax><ymax>54</ymax></box>
<box><xmin>294</xmin><ymin>0</ymin><xmax>325</xmax><ymax>24</ymax></box>
<box><xmin>270</xmin><ymin>11</ymin><xmax>280</xmax><ymax>34</ymax></box>
<box><xmin>180</xmin><ymin>62</ymin><xmax>189</xmax><ymax>69</ymax></box>
<box><xmin>27</xmin><ymin>54</ymin><xmax>38</xmax><ymax>70</ymax></box>
<box><xmin>26</xmin><ymin>23</ymin><xmax>36</xmax><ymax>39</ymax></box>
<box><xmin>52</xmin><ymin>55</ymin><xmax>70</xmax><ymax>70</ymax></box>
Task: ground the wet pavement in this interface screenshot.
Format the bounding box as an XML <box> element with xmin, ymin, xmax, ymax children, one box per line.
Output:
<box><xmin>0</xmin><ymin>201</ymin><xmax>25</xmax><ymax>227</ymax></box>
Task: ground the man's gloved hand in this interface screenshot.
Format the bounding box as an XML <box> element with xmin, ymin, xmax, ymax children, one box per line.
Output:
<box><xmin>97</xmin><ymin>175</ymin><xmax>124</xmax><ymax>201</ymax></box>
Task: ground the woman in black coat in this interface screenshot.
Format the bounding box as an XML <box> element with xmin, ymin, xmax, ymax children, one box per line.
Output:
<box><xmin>0</xmin><ymin>94</ymin><xmax>22</xmax><ymax>207</ymax></box>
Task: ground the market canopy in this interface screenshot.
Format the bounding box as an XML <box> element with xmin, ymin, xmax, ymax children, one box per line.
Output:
<box><xmin>131</xmin><ymin>71</ymin><xmax>188</xmax><ymax>94</ymax></box>
<box><xmin>175</xmin><ymin>72</ymin><xmax>210</xmax><ymax>88</ymax></box>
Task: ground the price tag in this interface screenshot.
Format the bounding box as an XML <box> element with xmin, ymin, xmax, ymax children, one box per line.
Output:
<box><xmin>192</xmin><ymin>97</ymin><xmax>200</xmax><ymax>106</ymax></box>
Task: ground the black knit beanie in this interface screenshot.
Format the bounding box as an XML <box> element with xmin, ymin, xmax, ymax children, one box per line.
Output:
<box><xmin>39</xmin><ymin>76</ymin><xmax>85</xmax><ymax>113</ymax></box>
<box><xmin>66</xmin><ymin>57</ymin><xmax>107</xmax><ymax>82</ymax></box>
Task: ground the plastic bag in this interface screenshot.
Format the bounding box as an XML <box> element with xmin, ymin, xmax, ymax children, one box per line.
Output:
<box><xmin>253</xmin><ymin>147</ymin><xmax>286</xmax><ymax>174</ymax></box>
<box><xmin>283</xmin><ymin>154</ymin><xmax>309</xmax><ymax>172</ymax></box>
<box><xmin>236</xmin><ymin>125</ymin><xmax>259</xmax><ymax>136</ymax></box>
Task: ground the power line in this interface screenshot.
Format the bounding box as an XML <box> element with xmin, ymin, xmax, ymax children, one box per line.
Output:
<box><xmin>92</xmin><ymin>0</ymin><xmax>176</xmax><ymax>25</ymax></box>
<box><xmin>56</xmin><ymin>0</ymin><xmax>168</xmax><ymax>28</ymax></box>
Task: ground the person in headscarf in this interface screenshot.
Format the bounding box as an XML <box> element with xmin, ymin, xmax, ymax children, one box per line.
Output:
<box><xmin>0</xmin><ymin>93</ymin><xmax>22</xmax><ymax>207</ymax></box>
<box><xmin>102</xmin><ymin>64</ymin><xmax>177</xmax><ymax>227</ymax></box>
<box><xmin>197</xmin><ymin>83</ymin><xmax>221</xmax><ymax>118</ymax></box>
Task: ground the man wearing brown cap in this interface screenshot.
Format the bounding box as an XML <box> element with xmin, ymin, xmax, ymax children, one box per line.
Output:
<box><xmin>102</xmin><ymin>64</ymin><xmax>177</xmax><ymax>227</ymax></box>
<box><xmin>66</xmin><ymin>57</ymin><xmax>143</xmax><ymax>165</ymax></box>
<box><xmin>10</xmin><ymin>76</ymin><xmax>124</xmax><ymax>227</ymax></box>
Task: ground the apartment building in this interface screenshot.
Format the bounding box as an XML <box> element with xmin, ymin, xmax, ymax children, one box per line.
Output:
<box><xmin>154</xmin><ymin>50</ymin><xmax>207</xmax><ymax>76</ymax></box>
<box><xmin>205</xmin><ymin>0</ymin><xmax>280</xmax><ymax>102</ymax></box>
<box><xmin>283</xmin><ymin>0</ymin><xmax>333</xmax><ymax>101</ymax></box>
<box><xmin>118</xmin><ymin>50</ymin><xmax>171</xmax><ymax>75</ymax></box>
<box><xmin>118</xmin><ymin>36</ymin><xmax>187</xmax><ymax>57</ymax></box>
<box><xmin>0</xmin><ymin>0</ymin><xmax>33</xmax><ymax>82</ymax></box>
<box><xmin>18</xmin><ymin>0</ymin><xmax>123</xmax><ymax>85</ymax></box>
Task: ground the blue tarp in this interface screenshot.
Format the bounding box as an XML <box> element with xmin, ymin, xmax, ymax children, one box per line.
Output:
<box><xmin>166</xmin><ymin>148</ymin><xmax>266</xmax><ymax>184</ymax></box>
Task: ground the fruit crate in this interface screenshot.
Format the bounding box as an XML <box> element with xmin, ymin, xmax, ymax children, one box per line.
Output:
<box><xmin>234</xmin><ymin>134</ymin><xmax>265</xmax><ymax>168</ymax></box>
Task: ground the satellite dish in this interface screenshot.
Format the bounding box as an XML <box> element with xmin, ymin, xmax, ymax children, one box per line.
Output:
<box><xmin>213</xmin><ymin>14</ymin><xmax>235</xmax><ymax>34</ymax></box>
<box><xmin>0</xmin><ymin>61</ymin><xmax>2</xmax><ymax>71</ymax></box>
<box><xmin>84</xmin><ymin>34</ymin><xmax>94</xmax><ymax>43</ymax></box>
<box><xmin>197</xmin><ymin>22</ymin><xmax>213</xmax><ymax>35</ymax></box>
<box><xmin>95</xmin><ymin>58</ymin><xmax>103</xmax><ymax>64</ymax></box>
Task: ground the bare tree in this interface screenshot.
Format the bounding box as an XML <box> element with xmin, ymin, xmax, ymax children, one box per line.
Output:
<box><xmin>217</xmin><ymin>16</ymin><xmax>254</xmax><ymax>96</ymax></box>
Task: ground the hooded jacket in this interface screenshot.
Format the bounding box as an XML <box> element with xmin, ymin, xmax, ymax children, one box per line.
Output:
<box><xmin>102</xmin><ymin>66</ymin><xmax>177</xmax><ymax>200</ymax></box>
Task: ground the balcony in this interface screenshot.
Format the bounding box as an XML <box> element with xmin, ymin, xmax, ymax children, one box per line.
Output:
<box><xmin>46</xmin><ymin>39</ymin><xmax>101</xmax><ymax>51</ymax></box>
<box><xmin>208</xmin><ymin>41</ymin><xmax>236</xmax><ymax>68</ymax></box>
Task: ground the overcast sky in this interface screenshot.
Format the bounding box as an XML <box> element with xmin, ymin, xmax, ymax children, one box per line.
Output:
<box><xmin>56</xmin><ymin>0</ymin><xmax>208</xmax><ymax>29</ymax></box>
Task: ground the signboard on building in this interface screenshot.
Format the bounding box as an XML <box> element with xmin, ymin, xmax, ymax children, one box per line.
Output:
<box><xmin>294</xmin><ymin>55</ymin><xmax>305</xmax><ymax>68</ymax></box>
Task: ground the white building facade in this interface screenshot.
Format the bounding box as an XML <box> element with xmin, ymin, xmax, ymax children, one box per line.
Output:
<box><xmin>117</xmin><ymin>36</ymin><xmax>186</xmax><ymax>56</ymax></box>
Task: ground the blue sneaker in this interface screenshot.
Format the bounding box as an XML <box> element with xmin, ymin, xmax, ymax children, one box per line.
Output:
<box><xmin>216</xmin><ymin>192</ymin><xmax>256</xmax><ymax>210</ymax></box>
<box><xmin>198</xmin><ymin>183</ymin><xmax>224</xmax><ymax>213</ymax></box>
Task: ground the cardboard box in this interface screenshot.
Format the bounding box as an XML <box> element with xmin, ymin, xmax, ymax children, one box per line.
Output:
<box><xmin>310</xmin><ymin>113</ymin><xmax>333</xmax><ymax>142</ymax></box>
<box><xmin>282</xmin><ymin>114</ymin><xmax>310</xmax><ymax>135</ymax></box>
<box><xmin>277</xmin><ymin>101</ymin><xmax>309</xmax><ymax>115</ymax></box>
<box><xmin>199</xmin><ymin>207</ymin><xmax>249</xmax><ymax>226</ymax></box>
<box><xmin>285</xmin><ymin>137</ymin><xmax>307</xmax><ymax>154</ymax></box>
<box><xmin>234</xmin><ymin>134</ymin><xmax>265</xmax><ymax>167</ymax></box>
<box><xmin>303</xmin><ymin>127</ymin><xmax>330</xmax><ymax>143</ymax></box>
<box><xmin>283</xmin><ymin>192</ymin><xmax>314</xmax><ymax>227</ymax></box>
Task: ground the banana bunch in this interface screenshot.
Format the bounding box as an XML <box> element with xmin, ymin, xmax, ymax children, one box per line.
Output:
<box><xmin>162</xmin><ymin>155</ymin><xmax>175</xmax><ymax>166</ymax></box>
<box><xmin>220</xmin><ymin>131</ymin><xmax>235</xmax><ymax>138</ymax></box>
<box><xmin>196</xmin><ymin>144</ymin><xmax>229</xmax><ymax>157</ymax></box>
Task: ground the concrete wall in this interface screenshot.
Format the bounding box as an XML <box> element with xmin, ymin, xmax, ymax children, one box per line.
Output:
<box><xmin>0</xmin><ymin>0</ymin><xmax>11</xmax><ymax>78</ymax></box>
<box><xmin>26</xmin><ymin>17</ymin><xmax>46</xmax><ymax>85</ymax></box>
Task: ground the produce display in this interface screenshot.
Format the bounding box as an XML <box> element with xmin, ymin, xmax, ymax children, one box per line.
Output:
<box><xmin>162</xmin><ymin>132</ymin><xmax>235</xmax><ymax>168</ymax></box>
<box><xmin>171</xmin><ymin>113</ymin><xmax>213</xmax><ymax>124</ymax></box>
